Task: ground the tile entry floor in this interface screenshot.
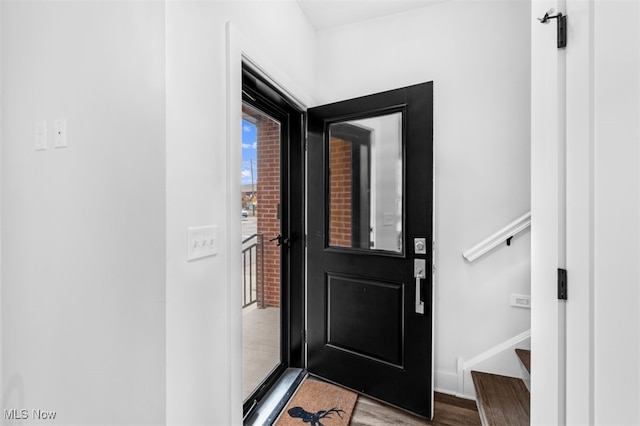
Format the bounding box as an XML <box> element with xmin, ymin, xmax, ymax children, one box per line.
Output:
<box><xmin>243</xmin><ymin>305</ymin><xmax>280</xmax><ymax>400</ymax></box>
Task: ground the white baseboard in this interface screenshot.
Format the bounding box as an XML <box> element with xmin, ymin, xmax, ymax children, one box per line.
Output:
<box><xmin>435</xmin><ymin>370</ymin><xmax>476</xmax><ymax>400</ymax></box>
<box><xmin>435</xmin><ymin>370</ymin><xmax>459</xmax><ymax>395</ymax></box>
<box><xmin>435</xmin><ymin>331</ymin><xmax>531</xmax><ymax>400</ymax></box>
<box><xmin>455</xmin><ymin>330</ymin><xmax>531</xmax><ymax>398</ymax></box>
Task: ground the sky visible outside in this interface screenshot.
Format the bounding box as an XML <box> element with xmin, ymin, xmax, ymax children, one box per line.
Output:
<box><xmin>242</xmin><ymin>119</ymin><xmax>257</xmax><ymax>186</ymax></box>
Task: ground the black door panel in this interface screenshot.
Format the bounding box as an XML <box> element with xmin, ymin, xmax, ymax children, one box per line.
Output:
<box><xmin>307</xmin><ymin>82</ymin><xmax>434</xmax><ymax>418</ymax></box>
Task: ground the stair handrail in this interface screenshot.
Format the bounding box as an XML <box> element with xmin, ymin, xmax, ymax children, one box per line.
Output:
<box><xmin>462</xmin><ymin>211</ymin><xmax>531</xmax><ymax>262</ymax></box>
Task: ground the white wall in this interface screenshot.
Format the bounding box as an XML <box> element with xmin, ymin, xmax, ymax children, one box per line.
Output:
<box><xmin>349</xmin><ymin>114</ymin><xmax>402</xmax><ymax>251</ymax></box>
<box><xmin>1</xmin><ymin>2</ymin><xmax>166</xmax><ymax>425</ymax></box>
<box><xmin>591</xmin><ymin>1</ymin><xmax>640</xmax><ymax>423</ymax></box>
<box><xmin>370</xmin><ymin>115</ymin><xmax>403</xmax><ymax>252</ymax></box>
<box><xmin>1</xmin><ymin>1</ymin><xmax>316</xmax><ymax>424</ymax></box>
<box><xmin>165</xmin><ymin>2</ymin><xmax>316</xmax><ymax>424</ymax></box>
<box><xmin>315</xmin><ymin>0</ymin><xmax>532</xmax><ymax>394</ymax></box>
<box><xmin>0</xmin><ymin>0</ymin><xmax>4</xmax><ymax>413</ymax></box>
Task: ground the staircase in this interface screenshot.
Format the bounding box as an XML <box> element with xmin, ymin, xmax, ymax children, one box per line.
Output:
<box><xmin>471</xmin><ymin>349</ymin><xmax>530</xmax><ymax>425</ymax></box>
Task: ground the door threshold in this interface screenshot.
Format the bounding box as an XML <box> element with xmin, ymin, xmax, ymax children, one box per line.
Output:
<box><xmin>244</xmin><ymin>368</ymin><xmax>306</xmax><ymax>426</ymax></box>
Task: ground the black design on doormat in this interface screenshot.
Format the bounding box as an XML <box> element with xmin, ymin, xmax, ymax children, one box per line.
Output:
<box><xmin>287</xmin><ymin>406</ymin><xmax>345</xmax><ymax>426</ymax></box>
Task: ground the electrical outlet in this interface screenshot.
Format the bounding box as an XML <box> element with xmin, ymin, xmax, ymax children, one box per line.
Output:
<box><xmin>187</xmin><ymin>226</ymin><xmax>218</xmax><ymax>261</ymax></box>
<box><xmin>510</xmin><ymin>294</ymin><xmax>531</xmax><ymax>309</ymax></box>
<box><xmin>53</xmin><ymin>118</ymin><xmax>67</xmax><ymax>148</ymax></box>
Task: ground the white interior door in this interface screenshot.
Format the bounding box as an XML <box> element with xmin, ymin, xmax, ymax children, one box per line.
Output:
<box><xmin>531</xmin><ymin>1</ymin><xmax>566</xmax><ymax>424</ymax></box>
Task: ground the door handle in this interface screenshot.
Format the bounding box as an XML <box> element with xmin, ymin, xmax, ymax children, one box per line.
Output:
<box><xmin>414</xmin><ymin>259</ymin><xmax>426</xmax><ymax>315</ymax></box>
<box><xmin>269</xmin><ymin>234</ymin><xmax>290</xmax><ymax>247</ymax></box>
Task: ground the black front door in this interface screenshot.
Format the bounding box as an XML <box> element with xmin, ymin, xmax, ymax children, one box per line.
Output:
<box><xmin>306</xmin><ymin>82</ymin><xmax>434</xmax><ymax>418</ymax></box>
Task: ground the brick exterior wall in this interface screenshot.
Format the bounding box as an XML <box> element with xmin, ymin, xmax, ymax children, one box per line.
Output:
<box><xmin>257</xmin><ymin>117</ymin><xmax>281</xmax><ymax>308</ymax></box>
<box><xmin>329</xmin><ymin>137</ymin><xmax>353</xmax><ymax>247</ymax></box>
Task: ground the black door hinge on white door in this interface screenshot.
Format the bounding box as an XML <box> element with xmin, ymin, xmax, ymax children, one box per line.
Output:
<box><xmin>538</xmin><ymin>9</ymin><xmax>567</xmax><ymax>48</ymax></box>
<box><xmin>558</xmin><ymin>268</ymin><xmax>568</xmax><ymax>300</ymax></box>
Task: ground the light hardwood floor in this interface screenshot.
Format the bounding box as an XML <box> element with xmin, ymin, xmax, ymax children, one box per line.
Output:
<box><xmin>350</xmin><ymin>393</ymin><xmax>481</xmax><ymax>426</ymax></box>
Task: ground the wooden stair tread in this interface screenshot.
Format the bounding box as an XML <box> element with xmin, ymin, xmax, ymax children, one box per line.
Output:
<box><xmin>515</xmin><ymin>348</ymin><xmax>531</xmax><ymax>374</ymax></box>
<box><xmin>471</xmin><ymin>371</ymin><xmax>529</xmax><ymax>426</ymax></box>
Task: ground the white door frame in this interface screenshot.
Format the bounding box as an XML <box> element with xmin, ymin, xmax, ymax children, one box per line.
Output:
<box><xmin>564</xmin><ymin>0</ymin><xmax>594</xmax><ymax>424</ymax></box>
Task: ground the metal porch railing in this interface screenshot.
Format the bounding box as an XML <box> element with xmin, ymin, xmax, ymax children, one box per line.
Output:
<box><xmin>242</xmin><ymin>233</ymin><xmax>264</xmax><ymax>308</ymax></box>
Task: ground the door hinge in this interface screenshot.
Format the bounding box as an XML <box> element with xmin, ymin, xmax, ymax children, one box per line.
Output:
<box><xmin>558</xmin><ymin>268</ymin><xmax>568</xmax><ymax>300</ymax></box>
<box><xmin>538</xmin><ymin>10</ymin><xmax>567</xmax><ymax>49</ymax></box>
<box><xmin>557</xmin><ymin>14</ymin><xmax>567</xmax><ymax>48</ymax></box>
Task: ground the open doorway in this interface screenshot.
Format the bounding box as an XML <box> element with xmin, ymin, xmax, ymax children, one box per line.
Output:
<box><xmin>241</xmin><ymin>64</ymin><xmax>305</xmax><ymax>417</ymax></box>
<box><xmin>238</xmin><ymin>60</ymin><xmax>434</xmax><ymax>420</ymax></box>
<box><xmin>241</xmin><ymin>103</ymin><xmax>282</xmax><ymax>400</ymax></box>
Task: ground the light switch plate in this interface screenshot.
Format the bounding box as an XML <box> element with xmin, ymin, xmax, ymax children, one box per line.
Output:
<box><xmin>35</xmin><ymin>120</ymin><xmax>47</xmax><ymax>151</ymax></box>
<box><xmin>187</xmin><ymin>226</ymin><xmax>218</xmax><ymax>261</ymax></box>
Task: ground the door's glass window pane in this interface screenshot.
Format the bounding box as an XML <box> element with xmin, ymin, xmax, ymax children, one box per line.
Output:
<box><xmin>241</xmin><ymin>103</ymin><xmax>281</xmax><ymax>401</ymax></box>
<box><xmin>328</xmin><ymin>112</ymin><xmax>403</xmax><ymax>253</ymax></box>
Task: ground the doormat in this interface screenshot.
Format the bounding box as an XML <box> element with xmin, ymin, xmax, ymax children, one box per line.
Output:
<box><xmin>275</xmin><ymin>378</ymin><xmax>358</xmax><ymax>426</ymax></box>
